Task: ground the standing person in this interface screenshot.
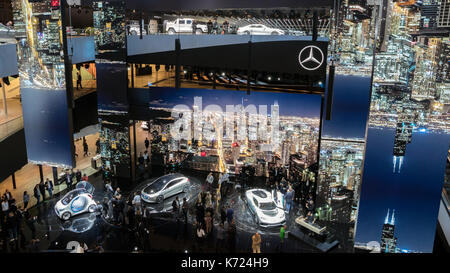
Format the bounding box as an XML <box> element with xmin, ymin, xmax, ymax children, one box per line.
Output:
<box><xmin>83</xmin><ymin>139</ymin><xmax>89</xmax><ymax>157</ymax></box>
<box><xmin>114</xmin><ymin>187</ymin><xmax>121</xmax><ymax>198</ymax></box>
<box><xmin>24</xmin><ymin>209</ymin><xmax>36</xmax><ymax>239</ymax></box>
<box><xmin>33</xmin><ymin>185</ymin><xmax>40</xmax><ymax>205</ymax></box>
<box><xmin>144</xmin><ymin>137</ymin><xmax>150</xmax><ymax>150</ymax></box>
<box><xmin>23</xmin><ymin>192</ymin><xmax>30</xmax><ymax>209</ymax></box>
<box><xmin>222</xmin><ymin>20</ymin><xmax>229</xmax><ymax>34</ymax></box>
<box><xmin>206</xmin><ymin>172</ymin><xmax>214</xmax><ymax>191</ymax></box>
<box><xmin>1</xmin><ymin>197</ymin><xmax>9</xmax><ymax>215</ymax></box>
<box><xmin>6</xmin><ymin>211</ymin><xmax>18</xmax><ymax>242</ymax></box>
<box><xmin>65</xmin><ymin>171</ymin><xmax>73</xmax><ymax>190</ymax></box>
<box><xmin>192</xmin><ymin>20</ymin><xmax>197</xmax><ymax>34</ymax></box>
<box><xmin>45</xmin><ymin>178</ymin><xmax>54</xmax><ymax>199</ymax></box>
<box><xmin>252</xmin><ymin>232</ymin><xmax>262</xmax><ymax>253</ymax></box>
<box><xmin>138</xmin><ymin>152</ymin><xmax>145</xmax><ymax>166</ymax></box>
<box><xmin>196</xmin><ymin>222</ymin><xmax>206</xmax><ymax>251</ymax></box>
<box><xmin>207</xmin><ymin>19</ymin><xmax>213</xmax><ymax>34</ymax></box>
<box><xmin>226</xmin><ymin>205</ymin><xmax>234</xmax><ymax>224</ymax></box>
<box><xmin>172</xmin><ymin>196</ymin><xmax>180</xmax><ymax>219</ymax></box>
<box><xmin>75</xmin><ymin>169</ymin><xmax>82</xmax><ymax>184</ymax></box>
<box><xmin>182</xmin><ymin>197</ymin><xmax>188</xmax><ymax>224</ymax></box>
<box><xmin>38</xmin><ymin>180</ymin><xmax>46</xmax><ymax>202</ymax></box>
<box><xmin>102</xmin><ymin>197</ymin><xmax>110</xmax><ymax>219</ymax></box>
<box><xmin>279</xmin><ymin>224</ymin><xmax>287</xmax><ymax>252</ymax></box>
<box><xmin>220</xmin><ymin>206</ymin><xmax>227</xmax><ymax>225</ymax></box>
<box><xmin>220</xmin><ymin>172</ymin><xmax>229</xmax><ymax>198</ymax></box>
<box><xmin>212</xmin><ymin>18</ymin><xmax>219</xmax><ymax>34</ymax></box>
<box><xmin>143</xmin><ymin>151</ymin><xmax>149</xmax><ymax>167</ymax></box>
<box><xmin>105</xmin><ymin>182</ymin><xmax>114</xmax><ymax>199</ymax></box>
<box><xmin>204</xmin><ymin>211</ymin><xmax>212</xmax><ymax>235</ymax></box>
<box><xmin>76</xmin><ymin>70</ymin><xmax>82</xmax><ymax>89</ymax></box>
<box><xmin>4</xmin><ymin>189</ymin><xmax>12</xmax><ymax>201</ymax></box>
<box><xmin>285</xmin><ymin>188</ymin><xmax>294</xmax><ymax>214</ymax></box>
<box><xmin>195</xmin><ymin>199</ymin><xmax>205</xmax><ymax>226</ymax></box>
<box><xmin>117</xmin><ymin>196</ymin><xmax>125</xmax><ymax>225</ymax></box>
<box><xmin>132</xmin><ymin>192</ymin><xmax>142</xmax><ymax>214</ymax></box>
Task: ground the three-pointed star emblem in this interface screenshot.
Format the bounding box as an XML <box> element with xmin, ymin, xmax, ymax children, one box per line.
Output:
<box><xmin>298</xmin><ymin>45</ymin><xmax>324</xmax><ymax>71</ymax></box>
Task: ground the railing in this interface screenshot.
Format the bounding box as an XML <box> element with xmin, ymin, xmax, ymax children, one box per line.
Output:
<box><xmin>0</xmin><ymin>115</ymin><xmax>24</xmax><ymax>142</ymax></box>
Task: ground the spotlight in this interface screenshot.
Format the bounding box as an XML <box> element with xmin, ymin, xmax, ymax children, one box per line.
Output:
<box><xmin>277</xmin><ymin>77</ymin><xmax>281</xmax><ymax>81</ymax></box>
<box><xmin>183</xmin><ymin>70</ymin><xmax>187</xmax><ymax>74</ymax></box>
<box><xmin>221</xmin><ymin>72</ymin><xmax>225</xmax><ymax>76</ymax></box>
<box><xmin>267</xmin><ymin>76</ymin><xmax>272</xmax><ymax>81</ymax></box>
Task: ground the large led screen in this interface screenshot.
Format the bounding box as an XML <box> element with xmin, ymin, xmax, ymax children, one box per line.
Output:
<box><xmin>12</xmin><ymin>0</ymin><xmax>75</xmax><ymax>168</ymax></box>
<box><xmin>21</xmin><ymin>88</ymin><xmax>74</xmax><ymax>168</ymax></box>
<box><xmin>353</xmin><ymin>2</ymin><xmax>450</xmax><ymax>253</ymax></box>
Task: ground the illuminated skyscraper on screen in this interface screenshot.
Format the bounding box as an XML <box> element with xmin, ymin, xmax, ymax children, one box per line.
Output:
<box><xmin>381</xmin><ymin>209</ymin><xmax>398</xmax><ymax>253</ymax></box>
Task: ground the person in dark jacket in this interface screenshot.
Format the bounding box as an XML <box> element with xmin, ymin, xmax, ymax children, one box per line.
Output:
<box><xmin>65</xmin><ymin>170</ymin><xmax>73</xmax><ymax>190</ymax></box>
<box><xmin>207</xmin><ymin>20</ymin><xmax>213</xmax><ymax>34</ymax></box>
<box><xmin>220</xmin><ymin>206</ymin><xmax>227</xmax><ymax>225</ymax></box>
<box><xmin>226</xmin><ymin>206</ymin><xmax>234</xmax><ymax>224</ymax></box>
<box><xmin>45</xmin><ymin>178</ymin><xmax>54</xmax><ymax>199</ymax></box>
<box><xmin>144</xmin><ymin>137</ymin><xmax>150</xmax><ymax>150</ymax></box>
<box><xmin>24</xmin><ymin>210</ymin><xmax>36</xmax><ymax>239</ymax></box>
<box><xmin>75</xmin><ymin>169</ymin><xmax>82</xmax><ymax>183</ymax></box>
<box><xmin>6</xmin><ymin>211</ymin><xmax>18</xmax><ymax>241</ymax></box>
<box><xmin>76</xmin><ymin>70</ymin><xmax>82</xmax><ymax>89</ymax></box>
<box><xmin>33</xmin><ymin>185</ymin><xmax>40</xmax><ymax>205</ymax></box>
<box><xmin>23</xmin><ymin>191</ymin><xmax>30</xmax><ymax>209</ymax></box>
<box><xmin>38</xmin><ymin>181</ymin><xmax>46</xmax><ymax>202</ymax></box>
<box><xmin>83</xmin><ymin>139</ymin><xmax>89</xmax><ymax>157</ymax></box>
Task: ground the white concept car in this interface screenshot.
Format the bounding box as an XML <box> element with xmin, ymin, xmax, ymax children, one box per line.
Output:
<box><xmin>141</xmin><ymin>173</ymin><xmax>190</xmax><ymax>203</ymax></box>
<box><xmin>237</xmin><ymin>24</ymin><xmax>285</xmax><ymax>35</ymax></box>
<box><xmin>54</xmin><ymin>189</ymin><xmax>97</xmax><ymax>221</ymax></box>
<box><xmin>245</xmin><ymin>189</ymin><xmax>286</xmax><ymax>227</ymax></box>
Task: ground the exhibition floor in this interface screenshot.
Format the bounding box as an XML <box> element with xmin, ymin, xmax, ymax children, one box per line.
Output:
<box><xmin>2</xmin><ymin>168</ymin><xmax>332</xmax><ymax>253</ymax></box>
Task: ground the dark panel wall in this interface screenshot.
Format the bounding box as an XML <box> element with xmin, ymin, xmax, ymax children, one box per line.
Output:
<box><xmin>0</xmin><ymin>129</ymin><xmax>27</xmax><ymax>182</ymax></box>
<box><xmin>73</xmin><ymin>91</ymin><xmax>98</xmax><ymax>133</ymax></box>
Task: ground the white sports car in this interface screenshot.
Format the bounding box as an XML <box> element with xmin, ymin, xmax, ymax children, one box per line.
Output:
<box><xmin>245</xmin><ymin>189</ymin><xmax>286</xmax><ymax>227</ymax></box>
<box><xmin>237</xmin><ymin>24</ymin><xmax>285</xmax><ymax>35</ymax></box>
<box><xmin>141</xmin><ymin>173</ymin><xmax>190</xmax><ymax>203</ymax></box>
<box><xmin>54</xmin><ymin>188</ymin><xmax>97</xmax><ymax>221</ymax></box>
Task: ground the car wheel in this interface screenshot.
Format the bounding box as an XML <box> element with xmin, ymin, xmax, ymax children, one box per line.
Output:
<box><xmin>156</xmin><ymin>195</ymin><xmax>164</xmax><ymax>203</ymax></box>
<box><xmin>271</xmin><ymin>31</ymin><xmax>279</xmax><ymax>35</ymax></box>
<box><xmin>131</xmin><ymin>30</ymin><xmax>137</xmax><ymax>35</ymax></box>
<box><xmin>195</xmin><ymin>29</ymin><xmax>203</xmax><ymax>34</ymax></box>
<box><xmin>62</xmin><ymin>212</ymin><xmax>71</xmax><ymax>221</ymax></box>
<box><xmin>168</xmin><ymin>28</ymin><xmax>175</xmax><ymax>34</ymax></box>
<box><xmin>244</xmin><ymin>31</ymin><xmax>250</xmax><ymax>35</ymax></box>
<box><xmin>183</xmin><ymin>185</ymin><xmax>189</xmax><ymax>193</ymax></box>
<box><xmin>88</xmin><ymin>204</ymin><xmax>97</xmax><ymax>213</ymax></box>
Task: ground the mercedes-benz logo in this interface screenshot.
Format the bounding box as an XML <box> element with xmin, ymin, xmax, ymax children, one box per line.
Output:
<box><xmin>298</xmin><ymin>45</ymin><xmax>324</xmax><ymax>71</ymax></box>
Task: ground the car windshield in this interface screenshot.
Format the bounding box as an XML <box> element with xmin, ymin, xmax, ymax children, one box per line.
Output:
<box><xmin>61</xmin><ymin>189</ymin><xmax>87</xmax><ymax>205</ymax></box>
<box><xmin>259</xmin><ymin>202</ymin><xmax>277</xmax><ymax>210</ymax></box>
<box><xmin>144</xmin><ymin>177</ymin><xmax>168</xmax><ymax>193</ymax></box>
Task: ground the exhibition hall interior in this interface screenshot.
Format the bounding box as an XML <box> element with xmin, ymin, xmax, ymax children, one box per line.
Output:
<box><xmin>0</xmin><ymin>0</ymin><xmax>448</xmax><ymax>255</ymax></box>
